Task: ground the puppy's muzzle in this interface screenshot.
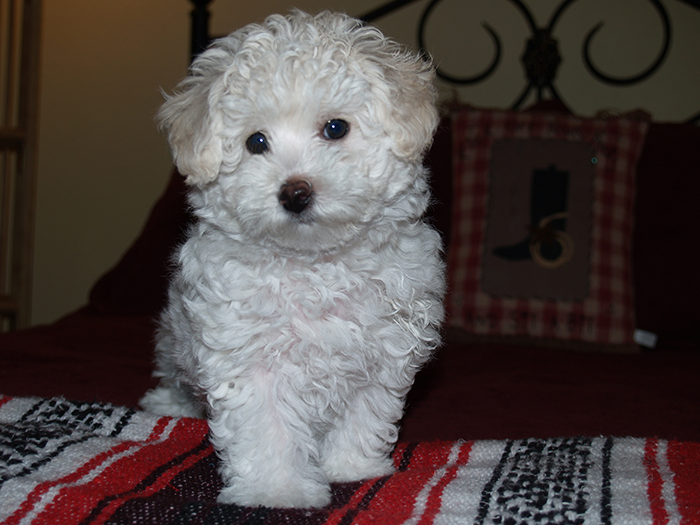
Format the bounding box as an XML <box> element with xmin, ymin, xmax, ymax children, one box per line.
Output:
<box><xmin>279</xmin><ymin>179</ymin><xmax>313</xmax><ymax>214</ymax></box>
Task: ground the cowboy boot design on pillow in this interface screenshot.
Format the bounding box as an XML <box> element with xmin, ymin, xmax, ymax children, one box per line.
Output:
<box><xmin>480</xmin><ymin>139</ymin><xmax>594</xmax><ymax>301</ymax></box>
<box><xmin>492</xmin><ymin>164</ymin><xmax>574</xmax><ymax>269</ymax></box>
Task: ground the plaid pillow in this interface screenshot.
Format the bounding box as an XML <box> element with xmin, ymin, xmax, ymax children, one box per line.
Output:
<box><xmin>445</xmin><ymin>107</ymin><xmax>649</xmax><ymax>351</ymax></box>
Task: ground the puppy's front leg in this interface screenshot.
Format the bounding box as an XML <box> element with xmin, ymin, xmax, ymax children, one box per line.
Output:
<box><xmin>320</xmin><ymin>384</ymin><xmax>401</xmax><ymax>482</ymax></box>
<box><xmin>207</xmin><ymin>375</ymin><xmax>331</xmax><ymax>508</ymax></box>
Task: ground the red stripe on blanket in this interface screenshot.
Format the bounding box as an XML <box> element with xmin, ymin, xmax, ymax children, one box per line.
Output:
<box><xmin>87</xmin><ymin>418</ymin><xmax>211</xmax><ymax>524</ymax></box>
<box><xmin>362</xmin><ymin>442</ymin><xmax>471</xmax><ymax>525</ymax></box>
<box><xmin>416</xmin><ymin>441</ymin><xmax>473</xmax><ymax>525</ymax></box>
<box><xmin>3</xmin><ymin>416</ymin><xmax>173</xmax><ymax>525</ymax></box>
<box><xmin>644</xmin><ymin>438</ymin><xmax>669</xmax><ymax>525</ymax></box>
<box><xmin>667</xmin><ymin>440</ymin><xmax>700</xmax><ymax>524</ymax></box>
<box><xmin>26</xmin><ymin>418</ymin><xmax>208</xmax><ymax>525</ymax></box>
<box><xmin>87</xmin><ymin>429</ymin><xmax>214</xmax><ymax>524</ymax></box>
<box><xmin>325</xmin><ymin>441</ymin><xmax>463</xmax><ymax>525</ymax></box>
<box><xmin>371</xmin><ymin>442</ymin><xmax>459</xmax><ymax>524</ymax></box>
<box><xmin>321</xmin><ymin>446</ymin><xmax>423</xmax><ymax>525</ymax></box>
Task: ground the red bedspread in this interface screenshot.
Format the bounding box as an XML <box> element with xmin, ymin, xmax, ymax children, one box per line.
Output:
<box><xmin>1</xmin><ymin>307</ymin><xmax>700</xmax><ymax>443</ymax></box>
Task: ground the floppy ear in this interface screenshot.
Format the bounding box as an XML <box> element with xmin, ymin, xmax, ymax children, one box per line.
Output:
<box><xmin>157</xmin><ymin>50</ymin><xmax>231</xmax><ymax>186</ymax></box>
<box><xmin>378</xmin><ymin>53</ymin><xmax>439</xmax><ymax>162</ymax></box>
<box><xmin>352</xmin><ymin>25</ymin><xmax>439</xmax><ymax>163</ymax></box>
<box><xmin>311</xmin><ymin>12</ymin><xmax>438</xmax><ymax>161</ymax></box>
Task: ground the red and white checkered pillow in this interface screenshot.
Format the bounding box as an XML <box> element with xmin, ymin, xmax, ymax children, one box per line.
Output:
<box><xmin>445</xmin><ymin>107</ymin><xmax>649</xmax><ymax>350</ymax></box>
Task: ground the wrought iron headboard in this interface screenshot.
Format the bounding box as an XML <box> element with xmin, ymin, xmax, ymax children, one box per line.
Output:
<box><xmin>187</xmin><ymin>0</ymin><xmax>699</xmax><ymax>123</ymax></box>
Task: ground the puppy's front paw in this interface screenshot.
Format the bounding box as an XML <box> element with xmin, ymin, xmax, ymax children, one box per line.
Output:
<box><xmin>322</xmin><ymin>454</ymin><xmax>395</xmax><ymax>483</ymax></box>
<box><xmin>216</xmin><ymin>479</ymin><xmax>331</xmax><ymax>509</ymax></box>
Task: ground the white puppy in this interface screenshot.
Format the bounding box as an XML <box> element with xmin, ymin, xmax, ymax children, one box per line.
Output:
<box><xmin>140</xmin><ymin>10</ymin><xmax>444</xmax><ymax>508</ymax></box>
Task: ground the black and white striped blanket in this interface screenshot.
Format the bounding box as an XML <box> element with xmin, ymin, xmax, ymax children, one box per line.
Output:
<box><xmin>1</xmin><ymin>396</ymin><xmax>698</xmax><ymax>524</ymax></box>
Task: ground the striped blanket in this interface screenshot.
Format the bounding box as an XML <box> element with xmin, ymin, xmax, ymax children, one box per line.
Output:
<box><xmin>1</xmin><ymin>396</ymin><xmax>698</xmax><ymax>524</ymax></box>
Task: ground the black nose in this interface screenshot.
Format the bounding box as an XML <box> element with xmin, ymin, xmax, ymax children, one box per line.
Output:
<box><xmin>279</xmin><ymin>179</ymin><xmax>313</xmax><ymax>213</ymax></box>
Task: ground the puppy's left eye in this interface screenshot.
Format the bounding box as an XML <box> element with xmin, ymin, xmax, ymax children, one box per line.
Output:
<box><xmin>246</xmin><ymin>132</ymin><xmax>269</xmax><ymax>155</ymax></box>
<box><xmin>323</xmin><ymin>119</ymin><xmax>349</xmax><ymax>140</ymax></box>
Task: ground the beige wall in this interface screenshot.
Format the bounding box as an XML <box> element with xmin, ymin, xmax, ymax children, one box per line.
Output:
<box><xmin>31</xmin><ymin>0</ymin><xmax>700</xmax><ymax>325</ymax></box>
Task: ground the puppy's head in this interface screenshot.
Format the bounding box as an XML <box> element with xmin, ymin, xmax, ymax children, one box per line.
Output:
<box><xmin>159</xmin><ymin>10</ymin><xmax>438</xmax><ymax>254</ymax></box>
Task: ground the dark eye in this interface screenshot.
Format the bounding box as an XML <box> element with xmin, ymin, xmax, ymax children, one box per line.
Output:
<box><xmin>323</xmin><ymin>119</ymin><xmax>349</xmax><ymax>140</ymax></box>
<box><xmin>246</xmin><ymin>132</ymin><xmax>269</xmax><ymax>154</ymax></box>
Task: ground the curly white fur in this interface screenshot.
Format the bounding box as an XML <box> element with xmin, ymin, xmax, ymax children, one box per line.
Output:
<box><xmin>139</xmin><ymin>10</ymin><xmax>444</xmax><ymax>508</ymax></box>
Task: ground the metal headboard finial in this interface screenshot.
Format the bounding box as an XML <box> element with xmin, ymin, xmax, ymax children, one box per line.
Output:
<box><xmin>190</xmin><ymin>0</ymin><xmax>214</xmax><ymax>62</ymax></box>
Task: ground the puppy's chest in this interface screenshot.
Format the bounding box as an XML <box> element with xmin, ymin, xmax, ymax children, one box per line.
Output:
<box><xmin>235</xmin><ymin>261</ymin><xmax>386</xmax><ymax>324</ymax></box>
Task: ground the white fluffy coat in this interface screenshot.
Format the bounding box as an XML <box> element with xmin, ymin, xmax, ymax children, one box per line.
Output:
<box><xmin>140</xmin><ymin>10</ymin><xmax>445</xmax><ymax>509</ymax></box>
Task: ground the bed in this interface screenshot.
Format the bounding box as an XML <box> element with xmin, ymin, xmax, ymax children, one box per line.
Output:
<box><xmin>1</xmin><ymin>0</ymin><xmax>699</xmax><ymax>523</ymax></box>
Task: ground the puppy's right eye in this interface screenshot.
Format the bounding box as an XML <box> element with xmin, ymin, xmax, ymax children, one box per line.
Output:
<box><xmin>323</xmin><ymin>119</ymin><xmax>349</xmax><ymax>140</ymax></box>
<box><xmin>246</xmin><ymin>132</ymin><xmax>269</xmax><ymax>155</ymax></box>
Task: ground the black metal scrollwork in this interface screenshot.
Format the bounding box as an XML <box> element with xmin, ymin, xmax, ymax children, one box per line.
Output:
<box><xmin>582</xmin><ymin>0</ymin><xmax>671</xmax><ymax>85</ymax></box>
<box><xmin>360</xmin><ymin>0</ymin><xmax>686</xmax><ymax>114</ymax></box>
<box><xmin>416</xmin><ymin>0</ymin><xmax>502</xmax><ymax>85</ymax></box>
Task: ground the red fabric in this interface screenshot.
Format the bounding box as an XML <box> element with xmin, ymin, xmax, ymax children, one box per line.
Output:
<box><xmin>401</xmin><ymin>340</ymin><xmax>700</xmax><ymax>442</ymax></box>
<box><xmin>1</xmin><ymin>308</ymin><xmax>699</xmax><ymax>442</ymax></box>
<box><xmin>645</xmin><ymin>439</ymin><xmax>670</xmax><ymax>525</ymax></box>
<box><xmin>0</xmin><ymin>309</ymin><xmax>157</xmax><ymax>407</ymax></box>
<box><xmin>667</xmin><ymin>441</ymin><xmax>700</xmax><ymax>523</ymax></box>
